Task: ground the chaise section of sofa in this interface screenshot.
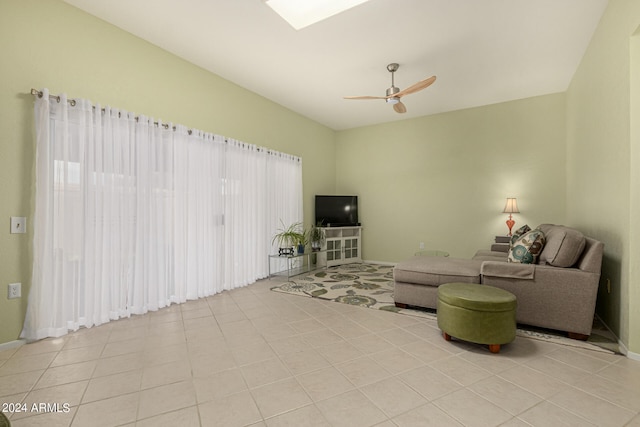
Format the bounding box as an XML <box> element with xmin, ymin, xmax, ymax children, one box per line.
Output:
<box><xmin>393</xmin><ymin>224</ymin><xmax>604</xmax><ymax>339</ymax></box>
<box><xmin>393</xmin><ymin>257</ymin><xmax>483</xmax><ymax>310</ymax></box>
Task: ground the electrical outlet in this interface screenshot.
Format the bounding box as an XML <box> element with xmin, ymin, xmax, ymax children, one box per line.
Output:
<box><xmin>419</xmin><ymin>242</ymin><xmax>425</xmax><ymax>250</ymax></box>
<box><xmin>8</xmin><ymin>283</ymin><xmax>21</xmax><ymax>299</ymax></box>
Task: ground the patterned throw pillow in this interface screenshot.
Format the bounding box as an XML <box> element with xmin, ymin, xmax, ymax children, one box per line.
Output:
<box><xmin>508</xmin><ymin>229</ymin><xmax>546</xmax><ymax>264</ymax></box>
<box><xmin>510</xmin><ymin>224</ymin><xmax>531</xmax><ymax>248</ymax></box>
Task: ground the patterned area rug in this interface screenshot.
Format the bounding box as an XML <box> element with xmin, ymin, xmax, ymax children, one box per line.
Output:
<box><xmin>271</xmin><ymin>263</ymin><xmax>620</xmax><ymax>354</ymax></box>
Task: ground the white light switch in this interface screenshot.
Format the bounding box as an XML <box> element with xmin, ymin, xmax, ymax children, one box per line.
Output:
<box><xmin>10</xmin><ymin>217</ymin><xmax>27</xmax><ymax>234</ymax></box>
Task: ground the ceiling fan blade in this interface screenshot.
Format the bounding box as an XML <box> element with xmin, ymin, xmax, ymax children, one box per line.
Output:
<box><xmin>395</xmin><ymin>76</ymin><xmax>436</xmax><ymax>98</ymax></box>
<box><xmin>344</xmin><ymin>95</ymin><xmax>389</xmax><ymax>100</ymax></box>
<box><xmin>393</xmin><ymin>101</ymin><xmax>407</xmax><ymax>114</ymax></box>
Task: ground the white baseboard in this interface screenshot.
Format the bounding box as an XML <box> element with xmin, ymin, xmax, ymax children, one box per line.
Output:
<box><xmin>615</xmin><ymin>339</ymin><xmax>640</xmax><ymax>360</ymax></box>
<box><xmin>626</xmin><ymin>349</ymin><xmax>640</xmax><ymax>361</ymax></box>
<box><xmin>363</xmin><ymin>259</ymin><xmax>396</xmax><ymax>266</ymax></box>
<box><xmin>0</xmin><ymin>339</ymin><xmax>26</xmax><ymax>352</ymax></box>
<box><xmin>588</xmin><ymin>314</ymin><xmax>640</xmax><ymax>360</ymax></box>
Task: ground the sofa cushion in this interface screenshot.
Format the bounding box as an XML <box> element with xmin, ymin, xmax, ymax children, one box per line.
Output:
<box><xmin>510</xmin><ymin>224</ymin><xmax>531</xmax><ymax>248</ymax></box>
<box><xmin>538</xmin><ymin>225</ymin><xmax>586</xmax><ymax>267</ymax></box>
<box><xmin>508</xmin><ymin>229</ymin><xmax>546</xmax><ymax>264</ymax></box>
<box><xmin>394</xmin><ymin>256</ymin><xmax>483</xmax><ymax>286</ymax></box>
<box><xmin>472</xmin><ymin>249</ymin><xmax>508</xmax><ymax>262</ymax></box>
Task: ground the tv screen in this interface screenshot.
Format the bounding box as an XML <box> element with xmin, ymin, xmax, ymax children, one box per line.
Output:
<box><xmin>315</xmin><ymin>195</ymin><xmax>359</xmax><ymax>227</ymax></box>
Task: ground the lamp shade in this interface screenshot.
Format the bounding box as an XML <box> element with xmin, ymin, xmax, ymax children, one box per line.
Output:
<box><xmin>503</xmin><ymin>198</ymin><xmax>519</xmax><ymax>214</ymax></box>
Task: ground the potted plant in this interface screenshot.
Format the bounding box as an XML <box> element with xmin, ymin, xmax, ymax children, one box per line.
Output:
<box><xmin>272</xmin><ymin>221</ymin><xmax>304</xmax><ymax>256</ymax></box>
<box><xmin>295</xmin><ymin>229</ymin><xmax>309</xmax><ymax>254</ymax></box>
<box><xmin>309</xmin><ymin>223</ymin><xmax>326</xmax><ymax>252</ymax></box>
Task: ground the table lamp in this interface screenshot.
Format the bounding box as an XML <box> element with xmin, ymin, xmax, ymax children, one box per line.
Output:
<box><xmin>503</xmin><ymin>198</ymin><xmax>519</xmax><ymax>236</ymax></box>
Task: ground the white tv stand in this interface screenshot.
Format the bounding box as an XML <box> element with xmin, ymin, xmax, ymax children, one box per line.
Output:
<box><xmin>319</xmin><ymin>226</ymin><xmax>362</xmax><ymax>267</ymax></box>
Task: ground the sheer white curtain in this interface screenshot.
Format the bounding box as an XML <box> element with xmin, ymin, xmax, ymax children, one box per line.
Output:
<box><xmin>21</xmin><ymin>89</ymin><xmax>302</xmax><ymax>341</ymax></box>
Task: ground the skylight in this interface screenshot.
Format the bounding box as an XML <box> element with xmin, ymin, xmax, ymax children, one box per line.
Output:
<box><xmin>265</xmin><ymin>0</ymin><xmax>372</xmax><ymax>30</ymax></box>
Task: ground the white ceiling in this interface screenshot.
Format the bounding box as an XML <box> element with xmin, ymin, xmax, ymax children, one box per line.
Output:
<box><xmin>63</xmin><ymin>0</ymin><xmax>608</xmax><ymax>131</ymax></box>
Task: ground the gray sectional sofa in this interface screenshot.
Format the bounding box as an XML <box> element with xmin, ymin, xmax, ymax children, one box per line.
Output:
<box><xmin>393</xmin><ymin>224</ymin><xmax>604</xmax><ymax>339</ymax></box>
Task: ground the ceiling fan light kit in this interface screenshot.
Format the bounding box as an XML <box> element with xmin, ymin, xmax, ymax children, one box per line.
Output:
<box><xmin>344</xmin><ymin>63</ymin><xmax>436</xmax><ymax>114</ymax></box>
<box><xmin>386</xmin><ymin>94</ymin><xmax>400</xmax><ymax>105</ymax></box>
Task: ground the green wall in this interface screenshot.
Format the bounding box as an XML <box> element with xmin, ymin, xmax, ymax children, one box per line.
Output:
<box><xmin>335</xmin><ymin>93</ymin><xmax>567</xmax><ymax>262</ymax></box>
<box><xmin>0</xmin><ymin>0</ymin><xmax>336</xmax><ymax>346</ymax></box>
<box><xmin>566</xmin><ymin>0</ymin><xmax>640</xmax><ymax>355</ymax></box>
<box><xmin>632</xmin><ymin>26</ymin><xmax>640</xmax><ymax>358</ymax></box>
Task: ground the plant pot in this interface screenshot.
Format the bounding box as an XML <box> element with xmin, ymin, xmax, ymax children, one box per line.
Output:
<box><xmin>279</xmin><ymin>247</ymin><xmax>294</xmax><ymax>256</ymax></box>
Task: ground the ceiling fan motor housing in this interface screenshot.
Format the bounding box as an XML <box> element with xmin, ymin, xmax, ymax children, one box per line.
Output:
<box><xmin>386</xmin><ymin>63</ymin><xmax>400</xmax><ymax>104</ymax></box>
<box><xmin>386</xmin><ymin>86</ymin><xmax>400</xmax><ymax>104</ymax></box>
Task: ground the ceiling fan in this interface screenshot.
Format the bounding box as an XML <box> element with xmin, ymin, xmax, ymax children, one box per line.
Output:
<box><xmin>344</xmin><ymin>63</ymin><xmax>436</xmax><ymax>114</ymax></box>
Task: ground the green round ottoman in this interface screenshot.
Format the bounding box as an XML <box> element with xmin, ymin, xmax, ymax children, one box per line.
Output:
<box><xmin>437</xmin><ymin>283</ymin><xmax>517</xmax><ymax>353</ymax></box>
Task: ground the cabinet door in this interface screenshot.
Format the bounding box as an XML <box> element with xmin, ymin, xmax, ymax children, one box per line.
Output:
<box><xmin>343</xmin><ymin>237</ymin><xmax>359</xmax><ymax>261</ymax></box>
<box><xmin>326</xmin><ymin>239</ymin><xmax>342</xmax><ymax>262</ymax></box>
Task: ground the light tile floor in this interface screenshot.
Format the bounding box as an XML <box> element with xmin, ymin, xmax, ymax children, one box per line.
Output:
<box><xmin>1</xmin><ymin>277</ymin><xmax>640</xmax><ymax>427</ymax></box>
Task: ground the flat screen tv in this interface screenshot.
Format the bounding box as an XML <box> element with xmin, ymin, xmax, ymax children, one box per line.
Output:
<box><xmin>315</xmin><ymin>195</ymin><xmax>359</xmax><ymax>227</ymax></box>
